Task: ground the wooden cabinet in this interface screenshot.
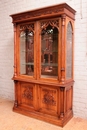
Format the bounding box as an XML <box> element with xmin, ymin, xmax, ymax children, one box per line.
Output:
<box><xmin>10</xmin><ymin>3</ymin><xmax>76</xmax><ymax>127</ymax></box>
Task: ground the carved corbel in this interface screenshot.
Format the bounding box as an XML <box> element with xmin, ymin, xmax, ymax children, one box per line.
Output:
<box><xmin>60</xmin><ymin>87</ymin><xmax>65</xmax><ymax>91</ymax></box>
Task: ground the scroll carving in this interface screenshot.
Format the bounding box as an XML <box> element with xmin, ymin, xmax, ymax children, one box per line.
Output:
<box><xmin>42</xmin><ymin>89</ymin><xmax>56</xmax><ymax>106</ymax></box>
<box><xmin>22</xmin><ymin>86</ymin><xmax>33</xmax><ymax>100</ymax></box>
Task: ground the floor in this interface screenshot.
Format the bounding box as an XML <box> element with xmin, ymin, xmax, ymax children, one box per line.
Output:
<box><xmin>0</xmin><ymin>98</ymin><xmax>87</xmax><ymax>130</ymax></box>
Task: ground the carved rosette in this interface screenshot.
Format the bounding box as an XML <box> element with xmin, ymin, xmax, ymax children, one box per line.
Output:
<box><xmin>42</xmin><ymin>89</ymin><xmax>56</xmax><ymax>106</ymax></box>
<box><xmin>22</xmin><ymin>86</ymin><xmax>33</xmax><ymax>100</ymax></box>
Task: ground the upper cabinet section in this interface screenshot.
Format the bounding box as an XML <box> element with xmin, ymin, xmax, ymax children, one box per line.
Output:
<box><xmin>10</xmin><ymin>3</ymin><xmax>76</xmax><ymax>23</ymax></box>
<box><xmin>11</xmin><ymin>3</ymin><xmax>76</xmax><ymax>83</ymax></box>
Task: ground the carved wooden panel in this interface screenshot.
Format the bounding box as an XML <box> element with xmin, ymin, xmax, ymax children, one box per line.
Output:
<box><xmin>38</xmin><ymin>85</ymin><xmax>58</xmax><ymax>115</ymax></box>
<box><xmin>20</xmin><ymin>83</ymin><xmax>34</xmax><ymax>107</ymax></box>
<box><xmin>42</xmin><ymin>89</ymin><xmax>56</xmax><ymax>106</ymax></box>
<box><xmin>22</xmin><ymin>86</ymin><xmax>33</xmax><ymax>100</ymax></box>
<box><xmin>66</xmin><ymin>86</ymin><xmax>72</xmax><ymax>111</ymax></box>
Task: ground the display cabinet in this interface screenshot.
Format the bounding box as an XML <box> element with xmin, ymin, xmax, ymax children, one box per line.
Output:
<box><xmin>10</xmin><ymin>3</ymin><xmax>76</xmax><ymax>127</ymax></box>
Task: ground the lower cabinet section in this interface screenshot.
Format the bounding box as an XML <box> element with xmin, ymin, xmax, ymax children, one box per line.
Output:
<box><xmin>13</xmin><ymin>81</ymin><xmax>73</xmax><ymax>127</ymax></box>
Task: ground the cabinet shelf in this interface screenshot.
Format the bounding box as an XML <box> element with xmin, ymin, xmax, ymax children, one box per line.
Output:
<box><xmin>42</xmin><ymin>50</ymin><xmax>58</xmax><ymax>53</ymax></box>
<box><xmin>22</xmin><ymin>50</ymin><xmax>33</xmax><ymax>52</ymax></box>
<box><xmin>22</xmin><ymin>62</ymin><xmax>34</xmax><ymax>65</ymax></box>
<box><xmin>41</xmin><ymin>63</ymin><xmax>58</xmax><ymax>67</ymax></box>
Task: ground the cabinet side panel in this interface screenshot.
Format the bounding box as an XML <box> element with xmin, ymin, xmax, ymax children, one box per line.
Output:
<box><xmin>66</xmin><ymin>86</ymin><xmax>73</xmax><ymax>111</ymax></box>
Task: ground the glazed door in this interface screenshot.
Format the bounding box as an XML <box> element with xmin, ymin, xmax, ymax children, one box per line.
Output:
<box><xmin>37</xmin><ymin>18</ymin><xmax>61</xmax><ymax>81</ymax></box>
<box><xmin>18</xmin><ymin>22</ymin><xmax>36</xmax><ymax>79</ymax></box>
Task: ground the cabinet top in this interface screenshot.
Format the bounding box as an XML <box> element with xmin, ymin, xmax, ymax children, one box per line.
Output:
<box><xmin>10</xmin><ymin>3</ymin><xmax>76</xmax><ymax>23</ymax></box>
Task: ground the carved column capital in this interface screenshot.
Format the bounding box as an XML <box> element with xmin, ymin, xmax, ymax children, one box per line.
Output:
<box><xmin>14</xmin><ymin>80</ymin><xmax>18</xmax><ymax>83</ymax></box>
<box><xmin>61</xmin><ymin>14</ymin><xmax>66</xmax><ymax>26</ymax></box>
<box><xmin>13</xmin><ymin>23</ymin><xmax>17</xmax><ymax>27</ymax></box>
<box><xmin>60</xmin><ymin>87</ymin><xmax>65</xmax><ymax>91</ymax></box>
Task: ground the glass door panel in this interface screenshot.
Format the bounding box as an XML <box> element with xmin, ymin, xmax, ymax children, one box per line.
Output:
<box><xmin>66</xmin><ymin>22</ymin><xmax>73</xmax><ymax>79</ymax></box>
<box><xmin>41</xmin><ymin>25</ymin><xmax>58</xmax><ymax>78</ymax></box>
<box><xmin>20</xmin><ymin>25</ymin><xmax>34</xmax><ymax>76</ymax></box>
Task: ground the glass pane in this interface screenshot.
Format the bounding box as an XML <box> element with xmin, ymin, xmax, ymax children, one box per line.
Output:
<box><xmin>66</xmin><ymin>22</ymin><xmax>73</xmax><ymax>79</ymax></box>
<box><xmin>20</xmin><ymin>30</ymin><xmax>34</xmax><ymax>76</ymax></box>
<box><xmin>41</xmin><ymin>25</ymin><xmax>58</xmax><ymax>78</ymax></box>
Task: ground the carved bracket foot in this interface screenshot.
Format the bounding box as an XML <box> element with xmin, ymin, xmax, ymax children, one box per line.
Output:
<box><xmin>14</xmin><ymin>100</ymin><xmax>18</xmax><ymax>108</ymax></box>
<box><xmin>60</xmin><ymin>112</ymin><xmax>64</xmax><ymax>119</ymax></box>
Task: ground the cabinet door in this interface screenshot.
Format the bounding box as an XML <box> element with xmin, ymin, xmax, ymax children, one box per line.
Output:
<box><xmin>19</xmin><ymin>22</ymin><xmax>36</xmax><ymax>78</ymax></box>
<box><xmin>17</xmin><ymin>82</ymin><xmax>37</xmax><ymax>110</ymax></box>
<box><xmin>38</xmin><ymin>85</ymin><xmax>59</xmax><ymax>116</ymax></box>
<box><xmin>39</xmin><ymin>19</ymin><xmax>60</xmax><ymax>80</ymax></box>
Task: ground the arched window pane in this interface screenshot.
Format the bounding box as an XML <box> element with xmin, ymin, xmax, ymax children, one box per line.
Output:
<box><xmin>20</xmin><ymin>30</ymin><xmax>34</xmax><ymax>76</ymax></box>
<box><xmin>66</xmin><ymin>22</ymin><xmax>73</xmax><ymax>79</ymax></box>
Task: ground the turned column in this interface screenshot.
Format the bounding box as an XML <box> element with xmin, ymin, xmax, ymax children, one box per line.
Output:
<box><xmin>60</xmin><ymin>15</ymin><xmax>66</xmax><ymax>83</ymax></box>
<box><xmin>13</xmin><ymin>23</ymin><xmax>17</xmax><ymax>77</ymax></box>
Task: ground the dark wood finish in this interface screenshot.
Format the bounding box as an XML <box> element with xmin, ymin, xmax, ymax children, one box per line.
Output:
<box><xmin>10</xmin><ymin>3</ymin><xmax>76</xmax><ymax>127</ymax></box>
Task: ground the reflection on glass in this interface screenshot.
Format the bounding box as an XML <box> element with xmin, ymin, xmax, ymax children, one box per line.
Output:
<box><xmin>41</xmin><ymin>25</ymin><xmax>58</xmax><ymax>78</ymax></box>
<box><xmin>66</xmin><ymin>22</ymin><xmax>73</xmax><ymax>79</ymax></box>
<box><xmin>20</xmin><ymin>30</ymin><xmax>34</xmax><ymax>76</ymax></box>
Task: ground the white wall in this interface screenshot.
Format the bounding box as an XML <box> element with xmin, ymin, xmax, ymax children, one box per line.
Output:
<box><xmin>0</xmin><ymin>0</ymin><xmax>87</xmax><ymax>119</ymax></box>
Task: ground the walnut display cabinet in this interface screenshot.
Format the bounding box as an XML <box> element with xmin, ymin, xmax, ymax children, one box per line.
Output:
<box><xmin>10</xmin><ymin>3</ymin><xmax>76</xmax><ymax>127</ymax></box>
